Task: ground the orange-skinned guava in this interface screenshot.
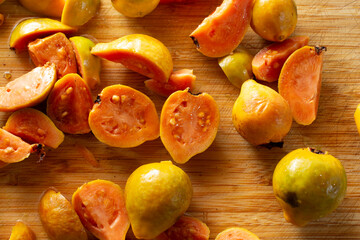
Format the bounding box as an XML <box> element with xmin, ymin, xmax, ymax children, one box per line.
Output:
<box><xmin>232</xmin><ymin>79</ymin><xmax>292</xmax><ymax>146</ymax></box>
<box><xmin>28</xmin><ymin>32</ymin><xmax>78</xmax><ymax>78</ymax></box>
<box><xmin>91</xmin><ymin>34</ymin><xmax>173</xmax><ymax>82</ymax></box>
<box><xmin>72</xmin><ymin>180</ymin><xmax>130</xmax><ymax>240</ymax></box>
<box><xmin>111</xmin><ymin>0</ymin><xmax>160</xmax><ymax>18</ymax></box>
<box><xmin>3</xmin><ymin>108</ymin><xmax>64</xmax><ymax>149</ymax></box>
<box><xmin>46</xmin><ymin>74</ymin><xmax>93</xmax><ymax>134</ymax></box>
<box><xmin>155</xmin><ymin>215</ymin><xmax>210</xmax><ymax>240</ymax></box>
<box><xmin>9</xmin><ymin>18</ymin><xmax>77</xmax><ymax>52</ymax></box>
<box><xmin>88</xmin><ymin>84</ymin><xmax>160</xmax><ymax>148</ymax></box>
<box><xmin>0</xmin><ymin>63</ymin><xmax>56</xmax><ymax>112</ymax></box>
<box><xmin>278</xmin><ymin>46</ymin><xmax>325</xmax><ymax>125</ymax></box>
<box><xmin>190</xmin><ymin>0</ymin><xmax>252</xmax><ymax>58</ymax></box>
<box><xmin>0</xmin><ymin>129</ymin><xmax>34</xmax><ymax>163</ymax></box>
<box><xmin>145</xmin><ymin>69</ymin><xmax>196</xmax><ymax>97</ymax></box>
<box><xmin>39</xmin><ymin>188</ymin><xmax>88</xmax><ymax>240</ymax></box>
<box><xmin>70</xmin><ymin>36</ymin><xmax>101</xmax><ymax>89</ymax></box>
<box><xmin>160</xmin><ymin>88</ymin><xmax>220</xmax><ymax>164</ymax></box>
<box><xmin>125</xmin><ymin>161</ymin><xmax>193</xmax><ymax>239</ymax></box>
<box><xmin>9</xmin><ymin>221</ymin><xmax>36</xmax><ymax>240</ymax></box>
<box><xmin>18</xmin><ymin>0</ymin><xmax>65</xmax><ymax>18</ymax></box>
<box><xmin>251</xmin><ymin>0</ymin><xmax>297</xmax><ymax>42</ymax></box>
<box><xmin>273</xmin><ymin>148</ymin><xmax>347</xmax><ymax>226</ymax></box>
<box><xmin>252</xmin><ymin>36</ymin><xmax>309</xmax><ymax>82</ymax></box>
<box><xmin>215</xmin><ymin>227</ymin><xmax>260</xmax><ymax>240</ymax></box>
<box><xmin>62</xmin><ymin>0</ymin><xmax>100</xmax><ymax>27</ymax></box>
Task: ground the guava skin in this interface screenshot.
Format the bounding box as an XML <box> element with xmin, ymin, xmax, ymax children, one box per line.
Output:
<box><xmin>273</xmin><ymin>148</ymin><xmax>347</xmax><ymax>226</ymax></box>
<box><xmin>125</xmin><ymin>161</ymin><xmax>193</xmax><ymax>239</ymax></box>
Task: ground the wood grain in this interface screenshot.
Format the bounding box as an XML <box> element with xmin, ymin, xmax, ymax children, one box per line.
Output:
<box><xmin>1</xmin><ymin>0</ymin><xmax>360</xmax><ymax>239</ymax></box>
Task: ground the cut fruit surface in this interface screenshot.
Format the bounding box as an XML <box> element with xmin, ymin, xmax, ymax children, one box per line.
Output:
<box><xmin>72</xmin><ymin>180</ymin><xmax>130</xmax><ymax>240</ymax></box>
<box><xmin>155</xmin><ymin>215</ymin><xmax>210</xmax><ymax>240</ymax></box>
<box><xmin>160</xmin><ymin>88</ymin><xmax>220</xmax><ymax>163</ymax></box>
<box><xmin>278</xmin><ymin>46</ymin><xmax>325</xmax><ymax>125</ymax></box>
<box><xmin>0</xmin><ymin>63</ymin><xmax>56</xmax><ymax>112</ymax></box>
<box><xmin>3</xmin><ymin>108</ymin><xmax>64</xmax><ymax>149</ymax></box>
<box><xmin>190</xmin><ymin>0</ymin><xmax>252</xmax><ymax>58</ymax></box>
<box><xmin>252</xmin><ymin>36</ymin><xmax>309</xmax><ymax>82</ymax></box>
<box><xmin>145</xmin><ymin>69</ymin><xmax>196</xmax><ymax>97</ymax></box>
<box><xmin>28</xmin><ymin>32</ymin><xmax>77</xmax><ymax>79</ymax></box>
<box><xmin>88</xmin><ymin>84</ymin><xmax>160</xmax><ymax>148</ymax></box>
<box><xmin>215</xmin><ymin>227</ymin><xmax>260</xmax><ymax>240</ymax></box>
<box><xmin>0</xmin><ymin>128</ymin><xmax>33</xmax><ymax>163</ymax></box>
<box><xmin>47</xmin><ymin>74</ymin><xmax>93</xmax><ymax>134</ymax></box>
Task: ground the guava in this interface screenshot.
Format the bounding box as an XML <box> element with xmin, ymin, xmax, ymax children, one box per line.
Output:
<box><xmin>273</xmin><ymin>148</ymin><xmax>347</xmax><ymax>226</ymax></box>
<box><xmin>125</xmin><ymin>161</ymin><xmax>193</xmax><ymax>239</ymax></box>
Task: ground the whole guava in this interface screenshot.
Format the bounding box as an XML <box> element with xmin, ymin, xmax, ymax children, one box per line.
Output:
<box><xmin>273</xmin><ymin>148</ymin><xmax>347</xmax><ymax>226</ymax></box>
<box><xmin>125</xmin><ymin>161</ymin><xmax>193</xmax><ymax>239</ymax></box>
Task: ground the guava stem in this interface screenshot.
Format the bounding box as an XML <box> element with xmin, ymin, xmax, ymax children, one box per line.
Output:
<box><xmin>315</xmin><ymin>46</ymin><xmax>327</xmax><ymax>55</ymax></box>
<box><xmin>190</xmin><ymin>36</ymin><xmax>200</xmax><ymax>49</ymax></box>
<box><xmin>94</xmin><ymin>95</ymin><xmax>101</xmax><ymax>104</ymax></box>
<box><xmin>309</xmin><ymin>147</ymin><xmax>325</xmax><ymax>154</ymax></box>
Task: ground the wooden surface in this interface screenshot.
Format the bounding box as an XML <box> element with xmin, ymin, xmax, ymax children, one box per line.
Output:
<box><xmin>0</xmin><ymin>0</ymin><xmax>360</xmax><ymax>239</ymax></box>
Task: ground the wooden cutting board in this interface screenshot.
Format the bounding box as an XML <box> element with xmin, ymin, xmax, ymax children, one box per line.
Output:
<box><xmin>0</xmin><ymin>0</ymin><xmax>360</xmax><ymax>239</ymax></box>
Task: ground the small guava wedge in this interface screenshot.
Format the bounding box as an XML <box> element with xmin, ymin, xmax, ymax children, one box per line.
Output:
<box><xmin>18</xmin><ymin>0</ymin><xmax>65</xmax><ymax>18</ymax></box>
<box><xmin>62</xmin><ymin>0</ymin><xmax>100</xmax><ymax>27</ymax></box>
<box><xmin>252</xmin><ymin>36</ymin><xmax>309</xmax><ymax>82</ymax></box>
<box><xmin>9</xmin><ymin>18</ymin><xmax>77</xmax><ymax>52</ymax></box>
<box><xmin>0</xmin><ymin>128</ymin><xmax>34</xmax><ymax>163</ymax></box>
<box><xmin>9</xmin><ymin>221</ymin><xmax>36</xmax><ymax>240</ymax></box>
<box><xmin>72</xmin><ymin>180</ymin><xmax>130</xmax><ymax>240</ymax></box>
<box><xmin>28</xmin><ymin>32</ymin><xmax>78</xmax><ymax>78</ymax></box>
<box><xmin>215</xmin><ymin>227</ymin><xmax>260</xmax><ymax>240</ymax></box>
<box><xmin>0</xmin><ymin>63</ymin><xmax>56</xmax><ymax>112</ymax></box>
<box><xmin>155</xmin><ymin>215</ymin><xmax>210</xmax><ymax>240</ymax></box>
<box><xmin>91</xmin><ymin>34</ymin><xmax>173</xmax><ymax>82</ymax></box>
<box><xmin>278</xmin><ymin>46</ymin><xmax>326</xmax><ymax>125</ymax></box>
<box><xmin>70</xmin><ymin>36</ymin><xmax>101</xmax><ymax>89</ymax></box>
<box><xmin>145</xmin><ymin>69</ymin><xmax>196</xmax><ymax>97</ymax></box>
<box><xmin>39</xmin><ymin>188</ymin><xmax>88</xmax><ymax>240</ymax></box>
<box><xmin>190</xmin><ymin>0</ymin><xmax>252</xmax><ymax>58</ymax></box>
<box><xmin>3</xmin><ymin>108</ymin><xmax>64</xmax><ymax>149</ymax></box>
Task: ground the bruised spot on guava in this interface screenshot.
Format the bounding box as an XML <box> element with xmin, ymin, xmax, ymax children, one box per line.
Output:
<box><xmin>284</xmin><ymin>192</ymin><xmax>299</xmax><ymax>208</ymax></box>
